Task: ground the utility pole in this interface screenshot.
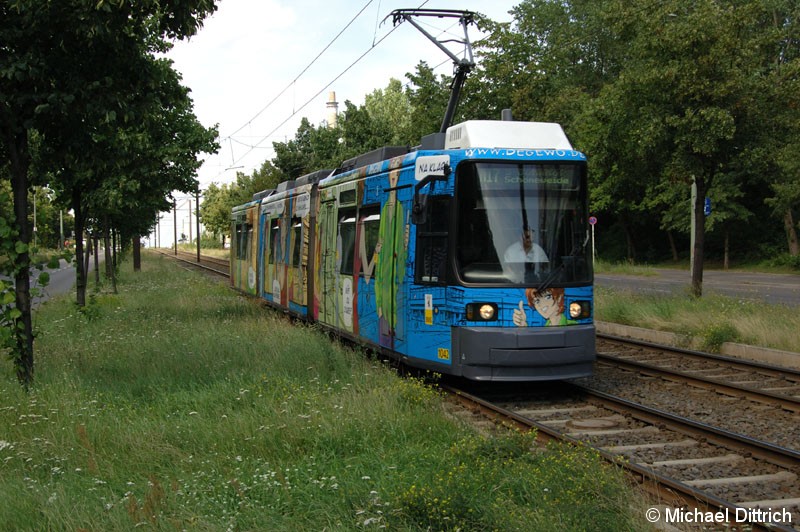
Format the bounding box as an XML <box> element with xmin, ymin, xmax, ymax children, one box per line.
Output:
<box><xmin>196</xmin><ymin>190</ymin><xmax>201</xmax><ymax>262</ymax></box>
<box><xmin>173</xmin><ymin>198</ymin><xmax>178</xmax><ymax>255</ymax></box>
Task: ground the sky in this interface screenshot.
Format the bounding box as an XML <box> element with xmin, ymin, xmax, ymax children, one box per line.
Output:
<box><xmin>150</xmin><ymin>0</ymin><xmax>520</xmax><ymax>246</ymax></box>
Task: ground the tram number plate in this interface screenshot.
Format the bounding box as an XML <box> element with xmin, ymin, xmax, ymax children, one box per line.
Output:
<box><xmin>437</xmin><ymin>348</ymin><xmax>450</xmax><ymax>361</ymax></box>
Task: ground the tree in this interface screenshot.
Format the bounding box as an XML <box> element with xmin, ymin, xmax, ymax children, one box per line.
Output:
<box><xmin>0</xmin><ymin>0</ymin><xmax>217</xmax><ymax>387</ymax></box>
<box><xmin>200</xmin><ymin>183</ymin><xmax>236</xmax><ymax>246</ymax></box>
<box><xmin>405</xmin><ymin>62</ymin><xmax>452</xmax><ymax>140</ymax></box>
<box><xmin>364</xmin><ymin>78</ymin><xmax>414</xmax><ymax>145</ymax></box>
<box><xmin>751</xmin><ymin>1</ymin><xmax>800</xmax><ymax>257</ymax></box>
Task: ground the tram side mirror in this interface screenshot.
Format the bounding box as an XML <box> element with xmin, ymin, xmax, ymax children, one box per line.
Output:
<box><xmin>412</xmin><ymin>164</ymin><xmax>450</xmax><ymax>225</ymax></box>
<box><xmin>412</xmin><ymin>194</ymin><xmax>429</xmax><ymax>225</ymax></box>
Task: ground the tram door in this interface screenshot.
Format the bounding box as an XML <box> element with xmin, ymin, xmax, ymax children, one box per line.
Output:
<box><xmin>376</xmin><ymin>185</ymin><xmax>411</xmax><ymax>351</ymax></box>
<box><xmin>318</xmin><ymin>199</ymin><xmax>338</xmax><ymax>327</ymax></box>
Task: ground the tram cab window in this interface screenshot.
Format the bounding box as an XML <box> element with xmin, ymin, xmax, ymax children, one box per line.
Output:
<box><xmin>455</xmin><ymin>162</ymin><xmax>591</xmax><ymax>285</ymax></box>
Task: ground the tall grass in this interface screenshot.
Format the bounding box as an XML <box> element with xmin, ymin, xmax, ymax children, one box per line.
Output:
<box><xmin>0</xmin><ymin>253</ymin><xmax>647</xmax><ymax>531</ymax></box>
<box><xmin>596</xmin><ymin>287</ymin><xmax>800</xmax><ymax>353</ymax></box>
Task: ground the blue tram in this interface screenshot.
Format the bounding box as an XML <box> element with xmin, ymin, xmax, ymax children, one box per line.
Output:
<box><xmin>231</xmin><ymin>118</ymin><xmax>595</xmax><ymax>381</ymax></box>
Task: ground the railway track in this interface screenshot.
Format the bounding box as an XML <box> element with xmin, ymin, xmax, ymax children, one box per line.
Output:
<box><xmin>445</xmin><ymin>382</ymin><xmax>799</xmax><ymax>531</ymax></box>
<box><xmin>156</xmin><ymin>249</ymin><xmax>230</xmax><ymax>277</ymax></box>
<box><xmin>598</xmin><ymin>334</ymin><xmax>800</xmax><ymax>408</ymax></box>
<box><xmin>445</xmin><ymin>334</ymin><xmax>800</xmax><ymax>530</ymax></box>
<box><xmin>588</xmin><ymin>335</ymin><xmax>800</xmax><ymax>453</ymax></box>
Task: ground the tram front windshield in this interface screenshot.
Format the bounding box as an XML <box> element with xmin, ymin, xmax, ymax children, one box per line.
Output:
<box><xmin>456</xmin><ymin>162</ymin><xmax>591</xmax><ymax>286</ymax></box>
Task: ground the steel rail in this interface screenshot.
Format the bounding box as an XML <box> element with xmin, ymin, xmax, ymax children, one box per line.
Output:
<box><xmin>597</xmin><ymin>353</ymin><xmax>800</xmax><ymax>413</ymax></box>
<box><xmin>441</xmin><ymin>383</ymin><xmax>797</xmax><ymax>532</ymax></box>
<box><xmin>598</xmin><ymin>332</ymin><xmax>800</xmax><ymax>380</ymax></box>
<box><xmin>156</xmin><ymin>250</ymin><xmax>229</xmax><ymax>277</ymax></box>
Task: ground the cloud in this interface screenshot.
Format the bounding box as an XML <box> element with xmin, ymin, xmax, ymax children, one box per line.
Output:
<box><xmin>167</xmin><ymin>1</ymin><xmax>517</xmax><ymax>187</ymax></box>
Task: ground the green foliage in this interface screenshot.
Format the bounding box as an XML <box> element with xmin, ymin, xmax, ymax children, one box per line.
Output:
<box><xmin>0</xmin><ymin>188</ymin><xmax>32</xmax><ymax>384</ymax></box>
<box><xmin>471</xmin><ymin>0</ymin><xmax>800</xmax><ymax>265</ymax></box>
<box><xmin>700</xmin><ymin>322</ymin><xmax>740</xmax><ymax>353</ymax></box>
<box><xmin>596</xmin><ymin>287</ymin><xmax>798</xmax><ymax>353</ymax></box>
<box><xmin>1</xmin><ymin>0</ymin><xmax>219</xmax><ymax>385</ymax></box>
<box><xmin>406</xmin><ymin>62</ymin><xmax>452</xmax><ymax>137</ymax></box>
<box><xmin>766</xmin><ymin>253</ymin><xmax>800</xmax><ymax>271</ymax></box>
<box><xmin>0</xmin><ymin>254</ymin><xmax>645</xmax><ymax>530</ymax></box>
<box><xmin>75</xmin><ymin>294</ymin><xmax>101</xmax><ymax>323</ymax></box>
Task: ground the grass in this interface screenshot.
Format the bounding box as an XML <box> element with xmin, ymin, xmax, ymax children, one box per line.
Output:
<box><xmin>595</xmin><ymin>287</ymin><xmax>800</xmax><ymax>353</ymax></box>
<box><xmin>593</xmin><ymin>259</ymin><xmax>660</xmax><ymax>276</ymax></box>
<box><xmin>0</xmin><ymin>252</ymin><xmax>648</xmax><ymax>531</ymax></box>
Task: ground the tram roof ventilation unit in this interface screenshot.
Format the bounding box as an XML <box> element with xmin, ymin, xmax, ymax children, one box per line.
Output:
<box><xmin>445</xmin><ymin>120</ymin><xmax>574</xmax><ymax>151</ymax></box>
<box><xmin>251</xmin><ymin>189</ymin><xmax>274</xmax><ymax>201</ymax></box>
<box><xmin>276</xmin><ymin>180</ymin><xmax>295</xmax><ymax>194</ymax></box>
<box><xmin>295</xmin><ymin>169</ymin><xmax>333</xmax><ymax>187</ymax></box>
<box><xmin>334</xmin><ymin>146</ymin><xmax>409</xmax><ymax>176</ymax></box>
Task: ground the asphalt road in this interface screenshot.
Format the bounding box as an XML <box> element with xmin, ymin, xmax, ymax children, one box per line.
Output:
<box><xmin>596</xmin><ymin>268</ymin><xmax>800</xmax><ymax>307</ymax></box>
<box><xmin>32</xmin><ymin>259</ymin><xmax>79</xmax><ymax>307</ymax></box>
<box><xmin>2</xmin><ymin>259</ymin><xmax>94</xmax><ymax>309</ymax></box>
<box><xmin>11</xmin><ymin>261</ymin><xmax>800</xmax><ymax>308</ymax></box>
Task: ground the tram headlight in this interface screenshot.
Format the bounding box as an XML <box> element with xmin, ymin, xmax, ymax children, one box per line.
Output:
<box><xmin>465</xmin><ymin>303</ymin><xmax>498</xmax><ymax>321</ymax></box>
<box><xmin>569</xmin><ymin>301</ymin><xmax>592</xmax><ymax>320</ymax></box>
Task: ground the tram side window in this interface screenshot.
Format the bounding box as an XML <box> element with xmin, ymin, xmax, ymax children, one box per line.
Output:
<box><xmin>291</xmin><ymin>218</ymin><xmax>302</xmax><ymax>267</ymax></box>
<box><xmin>416</xmin><ymin>196</ymin><xmax>450</xmax><ymax>284</ymax></box>
<box><xmin>338</xmin><ymin>209</ymin><xmax>357</xmax><ymax>275</ymax></box>
<box><xmin>359</xmin><ymin>206</ymin><xmax>380</xmax><ymax>274</ymax></box>
<box><xmin>236</xmin><ymin>223</ymin><xmax>251</xmax><ymax>260</ymax></box>
<box><xmin>268</xmin><ymin>219</ymin><xmax>280</xmax><ymax>265</ymax></box>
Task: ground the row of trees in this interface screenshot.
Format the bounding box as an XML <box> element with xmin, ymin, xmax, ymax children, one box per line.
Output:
<box><xmin>468</xmin><ymin>0</ymin><xmax>800</xmax><ymax>294</ymax></box>
<box><xmin>1</xmin><ymin>1</ymin><xmax>220</xmax><ymax>387</ymax></box>
<box><xmin>203</xmin><ymin>0</ymin><xmax>799</xmax><ymax>294</ymax></box>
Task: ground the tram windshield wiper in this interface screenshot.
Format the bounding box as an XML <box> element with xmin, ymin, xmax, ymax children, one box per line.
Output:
<box><xmin>535</xmin><ymin>232</ymin><xmax>589</xmax><ymax>293</ymax></box>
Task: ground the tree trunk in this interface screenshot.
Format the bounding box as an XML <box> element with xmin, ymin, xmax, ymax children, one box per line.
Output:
<box><xmin>111</xmin><ymin>228</ymin><xmax>117</xmax><ymax>294</ymax></box>
<box><xmin>93</xmin><ymin>234</ymin><xmax>100</xmax><ymax>287</ymax></box>
<box><xmin>6</xmin><ymin>128</ymin><xmax>35</xmax><ymax>388</ymax></box>
<box><xmin>72</xmin><ymin>188</ymin><xmax>87</xmax><ymax>307</ymax></box>
<box><xmin>723</xmin><ymin>229</ymin><xmax>730</xmax><ymax>271</ymax></box>
<box><xmin>104</xmin><ymin>221</ymin><xmax>113</xmax><ymax>280</ymax></box>
<box><xmin>690</xmin><ymin>176</ymin><xmax>706</xmax><ymax>298</ymax></box>
<box><xmin>667</xmin><ymin>230</ymin><xmax>679</xmax><ymax>262</ymax></box>
<box><xmin>621</xmin><ymin>216</ymin><xmax>636</xmax><ymax>263</ymax></box>
<box><xmin>83</xmin><ymin>232</ymin><xmax>91</xmax><ymax>287</ymax></box>
<box><xmin>133</xmin><ymin>236</ymin><xmax>141</xmax><ymax>271</ymax></box>
<box><xmin>785</xmin><ymin>209</ymin><xmax>799</xmax><ymax>256</ymax></box>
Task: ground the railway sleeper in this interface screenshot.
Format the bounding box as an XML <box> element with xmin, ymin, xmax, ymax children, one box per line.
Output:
<box><xmin>649</xmin><ymin>454</ymin><xmax>743</xmax><ymax>467</ymax></box>
<box><xmin>737</xmin><ymin>497</ymin><xmax>800</xmax><ymax>509</ymax></box>
<box><xmin>565</xmin><ymin>425</ymin><xmax>660</xmax><ymax>438</ymax></box>
<box><xmin>605</xmin><ymin>438</ymin><xmax>699</xmax><ymax>453</ymax></box>
<box><xmin>684</xmin><ymin>470</ymin><xmax>796</xmax><ymax>488</ymax></box>
<box><xmin>514</xmin><ymin>405</ymin><xmax>598</xmax><ymax>417</ymax></box>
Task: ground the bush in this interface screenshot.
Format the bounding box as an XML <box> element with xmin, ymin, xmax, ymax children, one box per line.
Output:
<box><xmin>700</xmin><ymin>322</ymin><xmax>740</xmax><ymax>352</ymax></box>
<box><xmin>765</xmin><ymin>253</ymin><xmax>800</xmax><ymax>271</ymax></box>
